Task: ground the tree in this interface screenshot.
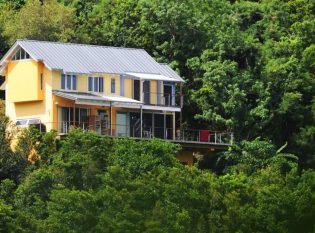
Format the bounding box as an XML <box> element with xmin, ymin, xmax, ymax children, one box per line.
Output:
<box><xmin>3</xmin><ymin>0</ymin><xmax>76</xmax><ymax>44</ymax></box>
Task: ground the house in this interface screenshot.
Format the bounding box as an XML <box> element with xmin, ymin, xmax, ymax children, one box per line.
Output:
<box><xmin>0</xmin><ymin>40</ymin><xmax>232</xmax><ymax>165</ymax></box>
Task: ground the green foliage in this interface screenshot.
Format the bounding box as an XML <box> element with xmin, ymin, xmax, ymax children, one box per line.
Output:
<box><xmin>0</xmin><ymin>129</ymin><xmax>313</xmax><ymax>232</ymax></box>
<box><xmin>2</xmin><ymin>0</ymin><xmax>75</xmax><ymax>44</ymax></box>
<box><xmin>0</xmin><ymin>199</ymin><xmax>20</xmax><ymax>232</ymax></box>
<box><xmin>109</xmin><ymin>138</ymin><xmax>180</xmax><ymax>176</ymax></box>
<box><xmin>45</xmin><ymin>188</ymin><xmax>97</xmax><ymax>233</ymax></box>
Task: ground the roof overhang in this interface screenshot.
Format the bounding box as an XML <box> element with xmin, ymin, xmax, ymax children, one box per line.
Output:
<box><xmin>125</xmin><ymin>72</ymin><xmax>181</xmax><ymax>82</ymax></box>
<box><xmin>0</xmin><ymin>40</ymin><xmax>53</xmax><ymax>74</ymax></box>
<box><xmin>142</xmin><ymin>105</ymin><xmax>181</xmax><ymax>112</ymax></box>
<box><xmin>53</xmin><ymin>90</ymin><xmax>143</xmax><ymax>109</ymax></box>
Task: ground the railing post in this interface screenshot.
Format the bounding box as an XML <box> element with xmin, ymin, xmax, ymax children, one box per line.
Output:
<box><xmin>215</xmin><ymin>132</ymin><xmax>217</xmax><ymax>144</ymax></box>
<box><xmin>231</xmin><ymin>132</ymin><xmax>234</xmax><ymax>145</ymax></box>
<box><xmin>140</xmin><ymin>106</ymin><xmax>143</xmax><ymax>138</ymax></box>
<box><xmin>219</xmin><ymin>133</ymin><xmax>222</xmax><ymax>143</ymax></box>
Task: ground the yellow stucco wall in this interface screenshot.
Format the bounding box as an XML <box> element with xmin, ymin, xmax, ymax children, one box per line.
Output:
<box><xmin>51</xmin><ymin>71</ymin><xmax>166</xmax><ymax>106</ymax></box>
<box><xmin>7</xmin><ymin>60</ymin><xmax>43</xmax><ymax>102</ymax></box>
<box><xmin>177</xmin><ymin>150</ymin><xmax>194</xmax><ymax>166</ymax></box>
<box><xmin>52</xmin><ymin>72</ymin><xmax>121</xmax><ymax>96</ymax></box>
<box><xmin>6</xmin><ymin>62</ymin><xmax>53</xmax><ymax>131</ymax></box>
<box><xmin>124</xmin><ymin>78</ymin><xmax>133</xmax><ymax>98</ymax></box>
<box><xmin>150</xmin><ymin>80</ymin><xmax>157</xmax><ymax>104</ymax></box>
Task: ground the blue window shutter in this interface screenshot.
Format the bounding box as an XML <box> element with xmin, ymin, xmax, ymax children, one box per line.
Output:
<box><xmin>120</xmin><ymin>76</ymin><xmax>125</xmax><ymax>96</ymax></box>
<box><xmin>88</xmin><ymin>77</ymin><xmax>93</xmax><ymax>91</ymax></box>
<box><xmin>61</xmin><ymin>74</ymin><xmax>65</xmax><ymax>89</ymax></box>
<box><xmin>157</xmin><ymin>81</ymin><xmax>161</xmax><ymax>104</ymax></box>
<box><xmin>72</xmin><ymin>75</ymin><xmax>77</xmax><ymax>90</ymax></box>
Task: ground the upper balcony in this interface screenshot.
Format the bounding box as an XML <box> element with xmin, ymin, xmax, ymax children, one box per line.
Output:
<box><xmin>142</xmin><ymin>92</ymin><xmax>182</xmax><ymax>107</ymax></box>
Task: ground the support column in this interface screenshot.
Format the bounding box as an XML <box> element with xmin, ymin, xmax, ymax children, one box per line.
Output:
<box><xmin>164</xmin><ymin>111</ymin><xmax>166</xmax><ymax>139</ymax></box>
<box><xmin>110</xmin><ymin>102</ymin><xmax>112</xmax><ymax>136</ymax></box>
<box><xmin>180</xmin><ymin>83</ymin><xmax>183</xmax><ymax>139</ymax></box>
<box><xmin>140</xmin><ymin>106</ymin><xmax>143</xmax><ymax>138</ymax></box>
<box><xmin>140</xmin><ymin>80</ymin><xmax>144</xmax><ymax>103</ymax></box>
<box><xmin>73</xmin><ymin>104</ymin><xmax>76</xmax><ymax>127</ymax></box>
<box><xmin>152</xmin><ymin>113</ymin><xmax>155</xmax><ymax>138</ymax></box>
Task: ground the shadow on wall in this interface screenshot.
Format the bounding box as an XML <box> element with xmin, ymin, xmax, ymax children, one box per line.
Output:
<box><xmin>0</xmin><ymin>76</ymin><xmax>4</xmax><ymax>99</ymax></box>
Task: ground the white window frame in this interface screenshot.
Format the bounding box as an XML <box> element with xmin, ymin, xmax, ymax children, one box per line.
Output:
<box><xmin>16</xmin><ymin>118</ymin><xmax>41</xmax><ymax>127</ymax></box>
<box><xmin>88</xmin><ymin>76</ymin><xmax>104</xmax><ymax>93</ymax></box>
<box><xmin>61</xmin><ymin>74</ymin><xmax>77</xmax><ymax>91</ymax></box>
<box><xmin>12</xmin><ymin>48</ymin><xmax>31</xmax><ymax>61</ymax></box>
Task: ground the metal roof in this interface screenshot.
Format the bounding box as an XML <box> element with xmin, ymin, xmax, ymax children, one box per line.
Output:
<box><xmin>53</xmin><ymin>90</ymin><xmax>142</xmax><ymax>108</ymax></box>
<box><xmin>159</xmin><ymin>63</ymin><xmax>185</xmax><ymax>82</ymax></box>
<box><xmin>126</xmin><ymin>72</ymin><xmax>181</xmax><ymax>82</ymax></box>
<box><xmin>0</xmin><ymin>40</ymin><xmax>184</xmax><ymax>82</ymax></box>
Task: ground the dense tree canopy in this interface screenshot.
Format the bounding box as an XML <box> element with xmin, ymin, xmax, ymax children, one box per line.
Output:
<box><xmin>0</xmin><ymin>127</ymin><xmax>313</xmax><ymax>232</ymax></box>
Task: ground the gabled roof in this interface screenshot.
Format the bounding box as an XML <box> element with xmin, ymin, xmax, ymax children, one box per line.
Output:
<box><xmin>0</xmin><ymin>40</ymin><xmax>184</xmax><ymax>82</ymax></box>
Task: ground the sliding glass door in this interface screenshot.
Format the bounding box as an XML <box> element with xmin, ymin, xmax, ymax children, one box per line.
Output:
<box><xmin>58</xmin><ymin>107</ymin><xmax>90</xmax><ymax>133</ymax></box>
<box><xmin>116</xmin><ymin>112</ymin><xmax>129</xmax><ymax>137</ymax></box>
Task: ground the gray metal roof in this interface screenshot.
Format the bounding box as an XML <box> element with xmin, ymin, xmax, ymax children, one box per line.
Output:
<box><xmin>0</xmin><ymin>40</ymin><xmax>184</xmax><ymax>82</ymax></box>
<box><xmin>159</xmin><ymin>63</ymin><xmax>184</xmax><ymax>82</ymax></box>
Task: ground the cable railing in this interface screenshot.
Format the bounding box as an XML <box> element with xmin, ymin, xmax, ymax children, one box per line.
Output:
<box><xmin>24</xmin><ymin>121</ymin><xmax>233</xmax><ymax>145</ymax></box>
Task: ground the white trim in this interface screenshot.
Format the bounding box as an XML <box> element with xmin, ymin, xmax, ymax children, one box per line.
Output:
<box><xmin>112</xmin><ymin>102</ymin><xmax>141</xmax><ymax>109</ymax></box>
<box><xmin>126</xmin><ymin>72</ymin><xmax>180</xmax><ymax>82</ymax></box>
<box><xmin>0</xmin><ymin>41</ymin><xmax>53</xmax><ymax>73</ymax></box>
<box><xmin>75</xmin><ymin>100</ymin><xmax>110</xmax><ymax>107</ymax></box>
<box><xmin>142</xmin><ymin>105</ymin><xmax>181</xmax><ymax>112</ymax></box>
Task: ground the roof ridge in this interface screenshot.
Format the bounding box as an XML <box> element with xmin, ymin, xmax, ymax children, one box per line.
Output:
<box><xmin>16</xmin><ymin>39</ymin><xmax>146</xmax><ymax>51</ymax></box>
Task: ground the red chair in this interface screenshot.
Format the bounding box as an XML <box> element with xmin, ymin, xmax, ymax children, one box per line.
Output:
<box><xmin>199</xmin><ymin>130</ymin><xmax>210</xmax><ymax>142</ymax></box>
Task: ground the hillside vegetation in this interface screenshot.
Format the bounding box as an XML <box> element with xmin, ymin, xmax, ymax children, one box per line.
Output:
<box><xmin>0</xmin><ymin>125</ymin><xmax>314</xmax><ymax>232</ymax></box>
<box><xmin>0</xmin><ymin>0</ymin><xmax>314</xmax><ymax>232</ymax></box>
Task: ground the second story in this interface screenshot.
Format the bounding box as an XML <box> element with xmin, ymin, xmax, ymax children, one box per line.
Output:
<box><xmin>0</xmin><ymin>40</ymin><xmax>184</xmax><ymax>110</ymax></box>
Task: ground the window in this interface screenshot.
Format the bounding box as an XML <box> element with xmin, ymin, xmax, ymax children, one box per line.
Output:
<box><xmin>40</xmin><ymin>74</ymin><xmax>43</xmax><ymax>90</ymax></box>
<box><xmin>12</xmin><ymin>48</ymin><xmax>31</xmax><ymax>61</ymax></box>
<box><xmin>88</xmin><ymin>77</ymin><xmax>104</xmax><ymax>92</ymax></box>
<box><xmin>61</xmin><ymin>74</ymin><xmax>77</xmax><ymax>90</ymax></box>
<box><xmin>111</xmin><ymin>78</ymin><xmax>116</xmax><ymax>94</ymax></box>
<box><xmin>75</xmin><ymin>108</ymin><xmax>90</xmax><ymax>124</ymax></box>
<box><xmin>16</xmin><ymin>118</ymin><xmax>40</xmax><ymax>126</ymax></box>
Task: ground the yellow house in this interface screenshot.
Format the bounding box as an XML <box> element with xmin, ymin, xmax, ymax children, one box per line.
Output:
<box><xmin>0</xmin><ymin>40</ymin><xmax>233</xmax><ymax>166</ymax></box>
<box><xmin>0</xmin><ymin>40</ymin><xmax>184</xmax><ymax>139</ymax></box>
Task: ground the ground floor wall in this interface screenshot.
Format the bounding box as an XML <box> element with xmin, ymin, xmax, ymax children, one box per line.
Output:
<box><xmin>177</xmin><ymin>146</ymin><xmax>228</xmax><ymax>167</ymax></box>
